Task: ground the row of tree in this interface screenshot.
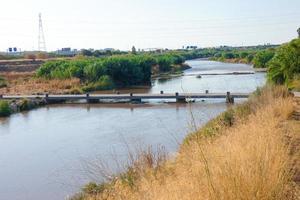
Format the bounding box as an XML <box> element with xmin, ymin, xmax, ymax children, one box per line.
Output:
<box><xmin>212</xmin><ymin>48</ymin><xmax>276</xmax><ymax>68</ymax></box>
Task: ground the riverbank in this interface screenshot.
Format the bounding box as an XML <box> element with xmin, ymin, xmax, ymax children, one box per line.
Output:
<box><xmin>72</xmin><ymin>86</ymin><xmax>299</xmax><ymax>200</ymax></box>
<box><xmin>0</xmin><ymin>98</ymin><xmax>47</xmax><ymax>117</ymax></box>
<box><xmin>210</xmin><ymin>57</ymin><xmax>265</xmax><ymax>71</ymax></box>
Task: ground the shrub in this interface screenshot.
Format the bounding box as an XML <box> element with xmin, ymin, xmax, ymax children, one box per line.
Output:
<box><xmin>82</xmin><ymin>75</ymin><xmax>114</xmax><ymax>92</ymax></box>
<box><xmin>246</xmin><ymin>54</ymin><xmax>254</xmax><ymax>63</ymax></box>
<box><xmin>157</xmin><ymin>56</ymin><xmax>172</xmax><ymax>72</ymax></box>
<box><xmin>37</xmin><ymin>53</ymin><xmax>192</xmax><ymax>91</ymax></box>
<box><xmin>19</xmin><ymin>99</ymin><xmax>37</xmax><ymax>111</ymax></box>
<box><xmin>0</xmin><ymin>101</ymin><xmax>11</xmax><ymax>117</ymax></box>
<box><xmin>268</xmin><ymin>38</ymin><xmax>300</xmax><ymax>85</ymax></box>
<box><xmin>240</xmin><ymin>51</ymin><xmax>249</xmax><ymax>58</ymax></box>
<box><xmin>252</xmin><ymin>49</ymin><xmax>275</xmax><ymax>68</ymax></box>
<box><xmin>222</xmin><ymin>52</ymin><xmax>236</xmax><ymax>59</ymax></box>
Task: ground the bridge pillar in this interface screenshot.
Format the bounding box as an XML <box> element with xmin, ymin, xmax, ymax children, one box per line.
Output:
<box><xmin>44</xmin><ymin>93</ymin><xmax>49</xmax><ymax>103</ymax></box>
<box><xmin>175</xmin><ymin>92</ymin><xmax>186</xmax><ymax>103</ymax></box>
<box><xmin>44</xmin><ymin>93</ymin><xmax>66</xmax><ymax>104</ymax></box>
<box><xmin>226</xmin><ymin>92</ymin><xmax>234</xmax><ymax>104</ymax></box>
<box><xmin>86</xmin><ymin>94</ymin><xmax>100</xmax><ymax>103</ymax></box>
<box><xmin>129</xmin><ymin>93</ymin><xmax>142</xmax><ymax>103</ymax></box>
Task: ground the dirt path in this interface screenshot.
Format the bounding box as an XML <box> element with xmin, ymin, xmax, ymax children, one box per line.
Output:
<box><xmin>293</xmin><ymin>92</ymin><xmax>300</xmax><ymax>120</ymax></box>
<box><xmin>289</xmin><ymin>92</ymin><xmax>300</xmax><ymax>198</ymax></box>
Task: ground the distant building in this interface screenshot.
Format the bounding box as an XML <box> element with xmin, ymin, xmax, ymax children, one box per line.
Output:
<box><xmin>142</xmin><ymin>48</ymin><xmax>165</xmax><ymax>53</ymax></box>
<box><xmin>56</xmin><ymin>48</ymin><xmax>78</xmax><ymax>56</ymax></box>
<box><xmin>185</xmin><ymin>46</ymin><xmax>198</xmax><ymax>50</ymax></box>
<box><xmin>6</xmin><ymin>47</ymin><xmax>22</xmax><ymax>55</ymax></box>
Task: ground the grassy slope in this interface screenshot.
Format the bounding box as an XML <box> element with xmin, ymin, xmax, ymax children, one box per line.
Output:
<box><xmin>74</xmin><ymin>86</ymin><xmax>299</xmax><ymax>200</ymax></box>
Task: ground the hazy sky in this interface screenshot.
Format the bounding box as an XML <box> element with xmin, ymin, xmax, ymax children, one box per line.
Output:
<box><xmin>1</xmin><ymin>0</ymin><xmax>299</xmax><ymax>51</ymax></box>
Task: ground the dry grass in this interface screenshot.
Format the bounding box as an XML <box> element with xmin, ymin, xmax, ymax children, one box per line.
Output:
<box><xmin>77</xmin><ymin>86</ymin><xmax>299</xmax><ymax>200</ymax></box>
<box><xmin>0</xmin><ymin>72</ymin><xmax>81</xmax><ymax>94</ymax></box>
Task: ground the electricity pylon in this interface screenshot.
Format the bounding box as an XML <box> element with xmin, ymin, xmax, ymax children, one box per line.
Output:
<box><xmin>38</xmin><ymin>13</ymin><xmax>47</xmax><ymax>52</ymax></box>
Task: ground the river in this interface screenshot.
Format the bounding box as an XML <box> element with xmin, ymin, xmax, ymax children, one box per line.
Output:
<box><xmin>0</xmin><ymin>60</ymin><xmax>266</xmax><ymax>200</ymax></box>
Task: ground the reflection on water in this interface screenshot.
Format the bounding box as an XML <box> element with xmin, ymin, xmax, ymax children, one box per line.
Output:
<box><xmin>0</xmin><ymin>60</ymin><xmax>266</xmax><ymax>200</ymax></box>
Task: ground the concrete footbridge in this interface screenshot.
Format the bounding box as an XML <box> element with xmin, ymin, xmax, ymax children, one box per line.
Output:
<box><xmin>0</xmin><ymin>91</ymin><xmax>250</xmax><ymax>104</ymax></box>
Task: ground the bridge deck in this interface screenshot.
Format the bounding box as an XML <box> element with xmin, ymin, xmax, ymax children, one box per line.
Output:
<box><xmin>1</xmin><ymin>93</ymin><xmax>250</xmax><ymax>100</ymax></box>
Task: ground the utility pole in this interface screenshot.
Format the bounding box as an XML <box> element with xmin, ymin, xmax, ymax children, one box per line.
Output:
<box><xmin>38</xmin><ymin>13</ymin><xmax>46</xmax><ymax>52</ymax></box>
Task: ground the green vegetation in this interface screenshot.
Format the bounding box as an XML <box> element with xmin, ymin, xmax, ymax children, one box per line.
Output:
<box><xmin>19</xmin><ymin>99</ymin><xmax>39</xmax><ymax>111</ymax></box>
<box><xmin>0</xmin><ymin>101</ymin><xmax>11</xmax><ymax>117</ymax></box>
<box><xmin>252</xmin><ymin>49</ymin><xmax>275</xmax><ymax>68</ymax></box>
<box><xmin>82</xmin><ymin>75</ymin><xmax>115</xmax><ymax>92</ymax></box>
<box><xmin>37</xmin><ymin>52</ymin><xmax>197</xmax><ymax>91</ymax></box>
<box><xmin>268</xmin><ymin>38</ymin><xmax>300</xmax><ymax>89</ymax></box>
<box><xmin>210</xmin><ymin>45</ymin><xmax>277</xmax><ymax>67</ymax></box>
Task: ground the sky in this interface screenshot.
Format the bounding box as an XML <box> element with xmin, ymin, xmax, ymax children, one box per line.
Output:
<box><xmin>0</xmin><ymin>0</ymin><xmax>299</xmax><ymax>51</ymax></box>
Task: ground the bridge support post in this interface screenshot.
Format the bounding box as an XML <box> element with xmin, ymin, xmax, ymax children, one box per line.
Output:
<box><xmin>175</xmin><ymin>92</ymin><xmax>186</xmax><ymax>103</ymax></box>
<box><xmin>129</xmin><ymin>93</ymin><xmax>142</xmax><ymax>103</ymax></box>
<box><xmin>226</xmin><ymin>92</ymin><xmax>234</xmax><ymax>104</ymax></box>
<box><xmin>86</xmin><ymin>94</ymin><xmax>100</xmax><ymax>103</ymax></box>
<box><xmin>44</xmin><ymin>93</ymin><xmax>49</xmax><ymax>103</ymax></box>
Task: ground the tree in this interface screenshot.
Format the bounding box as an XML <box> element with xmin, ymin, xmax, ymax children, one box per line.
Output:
<box><xmin>268</xmin><ymin>38</ymin><xmax>300</xmax><ymax>84</ymax></box>
<box><xmin>132</xmin><ymin>46</ymin><xmax>137</xmax><ymax>55</ymax></box>
<box><xmin>240</xmin><ymin>52</ymin><xmax>249</xmax><ymax>59</ymax></box>
<box><xmin>298</xmin><ymin>27</ymin><xmax>300</xmax><ymax>38</ymax></box>
<box><xmin>81</xmin><ymin>49</ymin><xmax>93</xmax><ymax>57</ymax></box>
<box><xmin>252</xmin><ymin>50</ymin><xmax>275</xmax><ymax>68</ymax></box>
<box><xmin>222</xmin><ymin>52</ymin><xmax>235</xmax><ymax>59</ymax></box>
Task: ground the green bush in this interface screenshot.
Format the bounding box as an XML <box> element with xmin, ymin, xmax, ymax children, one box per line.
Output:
<box><xmin>222</xmin><ymin>52</ymin><xmax>236</xmax><ymax>59</ymax></box>
<box><xmin>252</xmin><ymin>49</ymin><xmax>275</xmax><ymax>68</ymax></box>
<box><xmin>247</xmin><ymin>54</ymin><xmax>255</xmax><ymax>63</ymax></box>
<box><xmin>157</xmin><ymin>56</ymin><xmax>172</xmax><ymax>72</ymax></box>
<box><xmin>0</xmin><ymin>101</ymin><xmax>11</xmax><ymax>117</ymax></box>
<box><xmin>268</xmin><ymin>38</ymin><xmax>300</xmax><ymax>85</ymax></box>
<box><xmin>82</xmin><ymin>75</ymin><xmax>114</xmax><ymax>92</ymax></box>
<box><xmin>37</xmin><ymin>53</ymin><xmax>189</xmax><ymax>91</ymax></box>
<box><xmin>19</xmin><ymin>99</ymin><xmax>37</xmax><ymax>111</ymax></box>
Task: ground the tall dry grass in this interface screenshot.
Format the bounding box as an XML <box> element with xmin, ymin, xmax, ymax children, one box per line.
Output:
<box><xmin>77</xmin><ymin>86</ymin><xmax>297</xmax><ymax>200</ymax></box>
<box><xmin>0</xmin><ymin>72</ymin><xmax>81</xmax><ymax>94</ymax></box>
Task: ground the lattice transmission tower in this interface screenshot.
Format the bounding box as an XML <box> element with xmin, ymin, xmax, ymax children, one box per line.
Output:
<box><xmin>38</xmin><ymin>13</ymin><xmax>47</xmax><ymax>51</ymax></box>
